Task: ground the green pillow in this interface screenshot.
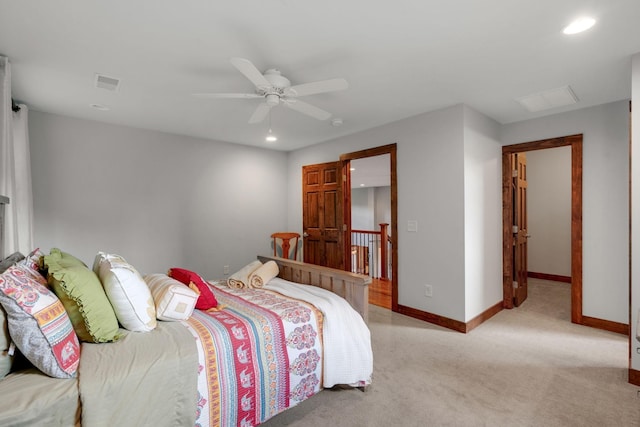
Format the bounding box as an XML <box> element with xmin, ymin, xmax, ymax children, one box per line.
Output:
<box><xmin>44</xmin><ymin>249</ymin><xmax>119</xmax><ymax>343</ymax></box>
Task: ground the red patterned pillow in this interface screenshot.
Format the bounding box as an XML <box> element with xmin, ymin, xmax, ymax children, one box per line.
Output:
<box><xmin>167</xmin><ymin>268</ymin><xmax>218</xmax><ymax>310</ymax></box>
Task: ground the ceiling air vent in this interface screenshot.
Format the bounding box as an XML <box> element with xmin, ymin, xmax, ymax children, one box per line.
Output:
<box><xmin>516</xmin><ymin>85</ymin><xmax>578</xmax><ymax>113</ymax></box>
<box><xmin>94</xmin><ymin>73</ymin><xmax>120</xmax><ymax>91</ymax></box>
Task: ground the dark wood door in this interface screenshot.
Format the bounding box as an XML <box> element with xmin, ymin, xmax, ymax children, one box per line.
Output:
<box><xmin>513</xmin><ymin>153</ymin><xmax>528</xmax><ymax>306</ymax></box>
<box><xmin>302</xmin><ymin>161</ymin><xmax>344</xmax><ymax>270</ymax></box>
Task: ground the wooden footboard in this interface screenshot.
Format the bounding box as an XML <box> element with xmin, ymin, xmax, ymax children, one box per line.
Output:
<box><xmin>257</xmin><ymin>255</ymin><xmax>371</xmax><ymax>323</ymax></box>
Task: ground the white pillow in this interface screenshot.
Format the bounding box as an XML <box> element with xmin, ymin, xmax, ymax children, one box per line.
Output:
<box><xmin>94</xmin><ymin>252</ymin><xmax>156</xmax><ymax>332</ymax></box>
<box><xmin>144</xmin><ymin>274</ymin><xmax>198</xmax><ymax>321</ymax></box>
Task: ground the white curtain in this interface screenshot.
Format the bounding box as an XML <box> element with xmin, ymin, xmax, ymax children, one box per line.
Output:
<box><xmin>0</xmin><ymin>55</ymin><xmax>34</xmax><ymax>256</ymax></box>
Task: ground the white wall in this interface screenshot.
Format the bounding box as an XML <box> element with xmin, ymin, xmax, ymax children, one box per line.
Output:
<box><xmin>351</xmin><ymin>186</ymin><xmax>391</xmax><ymax>232</ymax></box>
<box><xmin>502</xmin><ymin>100</ymin><xmax>629</xmax><ymax>324</ymax></box>
<box><xmin>631</xmin><ymin>53</ymin><xmax>640</xmax><ymax>371</ymax></box>
<box><xmin>351</xmin><ymin>188</ymin><xmax>374</xmax><ymax>230</ymax></box>
<box><xmin>463</xmin><ymin>106</ymin><xmax>503</xmax><ymax>321</ymax></box>
<box><xmin>526</xmin><ymin>147</ymin><xmax>571</xmax><ymax>277</ymax></box>
<box><xmin>29</xmin><ymin>111</ymin><xmax>288</xmax><ymax>278</ymax></box>
<box><xmin>374</xmin><ymin>186</ymin><xmax>391</xmax><ymax>228</ymax></box>
<box><xmin>289</xmin><ymin>105</ymin><xmax>469</xmax><ymax>321</ymax></box>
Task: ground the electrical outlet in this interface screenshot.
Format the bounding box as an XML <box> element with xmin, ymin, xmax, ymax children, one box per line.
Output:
<box><xmin>425</xmin><ymin>284</ymin><xmax>433</xmax><ymax>297</ymax></box>
<box><xmin>223</xmin><ymin>265</ymin><xmax>230</xmax><ymax>275</ymax></box>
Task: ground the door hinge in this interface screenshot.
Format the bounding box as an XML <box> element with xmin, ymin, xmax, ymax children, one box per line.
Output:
<box><xmin>513</xmin><ymin>281</ymin><xmax>518</xmax><ymax>289</ymax></box>
<box><xmin>343</xmin><ymin>224</ymin><xmax>347</xmax><ymax>231</ymax></box>
<box><xmin>512</xmin><ymin>225</ymin><xmax>518</xmax><ymax>234</ymax></box>
<box><xmin>512</xmin><ymin>169</ymin><xmax>518</xmax><ymax>178</ymax></box>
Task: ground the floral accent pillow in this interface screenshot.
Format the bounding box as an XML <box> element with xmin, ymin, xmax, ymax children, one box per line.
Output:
<box><xmin>0</xmin><ymin>265</ymin><xmax>80</xmax><ymax>378</ymax></box>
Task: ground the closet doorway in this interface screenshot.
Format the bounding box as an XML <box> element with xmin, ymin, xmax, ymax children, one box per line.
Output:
<box><xmin>502</xmin><ymin>134</ymin><xmax>583</xmax><ymax>323</ymax></box>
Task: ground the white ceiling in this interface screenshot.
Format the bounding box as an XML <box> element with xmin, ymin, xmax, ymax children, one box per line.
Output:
<box><xmin>1</xmin><ymin>1</ymin><xmax>639</xmax><ymax>152</ymax></box>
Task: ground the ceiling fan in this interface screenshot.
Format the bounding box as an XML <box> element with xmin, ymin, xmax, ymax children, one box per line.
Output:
<box><xmin>193</xmin><ymin>57</ymin><xmax>348</xmax><ymax>124</ymax></box>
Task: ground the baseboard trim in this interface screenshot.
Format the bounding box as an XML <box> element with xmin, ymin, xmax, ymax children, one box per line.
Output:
<box><xmin>466</xmin><ymin>301</ymin><xmax>504</xmax><ymax>332</ymax></box>
<box><xmin>527</xmin><ymin>271</ymin><xmax>571</xmax><ymax>283</ymax></box>
<box><xmin>396</xmin><ymin>305</ymin><xmax>466</xmax><ymax>332</ymax></box>
<box><xmin>629</xmin><ymin>368</ymin><xmax>640</xmax><ymax>386</ymax></box>
<box><xmin>580</xmin><ymin>315</ymin><xmax>629</xmax><ymax>336</ymax></box>
<box><xmin>396</xmin><ymin>301</ymin><xmax>503</xmax><ymax>333</ymax></box>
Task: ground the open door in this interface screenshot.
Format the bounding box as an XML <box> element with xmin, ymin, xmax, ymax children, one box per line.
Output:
<box><xmin>302</xmin><ymin>161</ymin><xmax>344</xmax><ymax>270</ymax></box>
<box><xmin>512</xmin><ymin>153</ymin><xmax>529</xmax><ymax>306</ymax></box>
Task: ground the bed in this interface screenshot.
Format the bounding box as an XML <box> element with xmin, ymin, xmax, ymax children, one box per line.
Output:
<box><xmin>0</xmin><ymin>248</ymin><xmax>373</xmax><ymax>427</ymax></box>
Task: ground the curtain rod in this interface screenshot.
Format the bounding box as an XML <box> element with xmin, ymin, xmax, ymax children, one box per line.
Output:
<box><xmin>11</xmin><ymin>98</ymin><xmax>20</xmax><ymax>112</ymax></box>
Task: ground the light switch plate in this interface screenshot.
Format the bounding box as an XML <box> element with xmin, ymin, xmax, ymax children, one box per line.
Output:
<box><xmin>407</xmin><ymin>220</ymin><xmax>418</xmax><ymax>232</ymax></box>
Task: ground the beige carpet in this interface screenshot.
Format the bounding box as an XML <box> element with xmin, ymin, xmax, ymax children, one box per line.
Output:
<box><xmin>261</xmin><ymin>279</ymin><xmax>640</xmax><ymax>426</ymax></box>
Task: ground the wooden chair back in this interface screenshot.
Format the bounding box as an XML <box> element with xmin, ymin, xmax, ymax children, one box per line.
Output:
<box><xmin>271</xmin><ymin>232</ymin><xmax>300</xmax><ymax>260</ymax></box>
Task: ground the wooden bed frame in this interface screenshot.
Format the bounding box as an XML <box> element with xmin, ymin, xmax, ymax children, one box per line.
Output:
<box><xmin>258</xmin><ymin>255</ymin><xmax>371</xmax><ymax>323</ymax></box>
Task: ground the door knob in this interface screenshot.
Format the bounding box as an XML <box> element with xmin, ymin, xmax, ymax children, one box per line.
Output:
<box><xmin>303</xmin><ymin>232</ymin><xmax>309</xmax><ymax>237</ymax></box>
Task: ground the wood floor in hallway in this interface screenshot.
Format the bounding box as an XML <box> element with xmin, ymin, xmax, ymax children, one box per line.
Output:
<box><xmin>368</xmin><ymin>278</ymin><xmax>391</xmax><ymax>309</ymax></box>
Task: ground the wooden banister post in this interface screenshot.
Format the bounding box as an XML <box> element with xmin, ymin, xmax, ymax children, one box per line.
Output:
<box><xmin>379</xmin><ymin>223</ymin><xmax>388</xmax><ymax>279</ymax></box>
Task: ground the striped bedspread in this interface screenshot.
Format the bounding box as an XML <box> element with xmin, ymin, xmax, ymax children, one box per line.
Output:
<box><xmin>182</xmin><ymin>283</ymin><xmax>324</xmax><ymax>427</ymax></box>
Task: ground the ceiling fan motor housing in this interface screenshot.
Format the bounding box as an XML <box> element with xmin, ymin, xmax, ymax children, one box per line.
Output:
<box><xmin>261</xmin><ymin>69</ymin><xmax>290</xmax><ymax>105</ymax></box>
<box><xmin>263</xmin><ymin>69</ymin><xmax>291</xmax><ymax>89</ymax></box>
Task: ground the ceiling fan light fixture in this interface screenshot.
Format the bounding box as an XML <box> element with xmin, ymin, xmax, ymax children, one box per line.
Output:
<box><xmin>266</xmin><ymin>94</ymin><xmax>280</xmax><ymax>106</ymax></box>
<box><xmin>265</xmin><ymin>110</ymin><xmax>277</xmax><ymax>142</ymax></box>
<box><xmin>265</xmin><ymin>128</ymin><xmax>278</xmax><ymax>142</ymax></box>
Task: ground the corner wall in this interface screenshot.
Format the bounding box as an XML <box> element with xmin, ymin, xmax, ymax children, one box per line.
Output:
<box><xmin>463</xmin><ymin>106</ymin><xmax>503</xmax><ymax>321</ymax></box>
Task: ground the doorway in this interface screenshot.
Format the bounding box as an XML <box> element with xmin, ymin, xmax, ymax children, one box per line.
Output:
<box><xmin>301</xmin><ymin>144</ymin><xmax>398</xmax><ymax>311</ymax></box>
<box><xmin>350</xmin><ymin>154</ymin><xmax>392</xmax><ymax>308</ymax></box>
<box><xmin>502</xmin><ymin>134</ymin><xmax>583</xmax><ymax>324</ymax></box>
<box><xmin>341</xmin><ymin>144</ymin><xmax>398</xmax><ymax>311</ymax></box>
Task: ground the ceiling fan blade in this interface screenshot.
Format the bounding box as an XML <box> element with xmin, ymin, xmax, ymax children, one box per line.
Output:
<box><xmin>284</xmin><ymin>99</ymin><xmax>332</xmax><ymax>120</ymax></box>
<box><xmin>192</xmin><ymin>92</ymin><xmax>262</xmax><ymax>99</ymax></box>
<box><xmin>249</xmin><ymin>102</ymin><xmax>272</xmax><ymax>124</ymax></box>
<box><xmin>287</xmin><ymin>78</ymin><xmax>348</xmax><ymax>97</ymax></box>
<box><xmin>230</xmin><ymin>57</ymin><xmax>271</xmax><ymax>89</ymax></box>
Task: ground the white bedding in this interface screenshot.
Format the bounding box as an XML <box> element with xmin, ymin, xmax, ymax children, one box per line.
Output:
<box><xmin>265</xmin><ymin>277</ymin><xmax>373</xmax><ymax>388</ymax></box>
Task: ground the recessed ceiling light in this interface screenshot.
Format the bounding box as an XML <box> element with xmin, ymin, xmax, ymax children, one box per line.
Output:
<box><xmin>90</xmin><ymin>103</ymin><xmax>109</xmax><ymax>111</ymax></box>
<box><xmin>563</xmin><ymin>17</ymin><xmax>596</xmax><ymax>35</ymax></box>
